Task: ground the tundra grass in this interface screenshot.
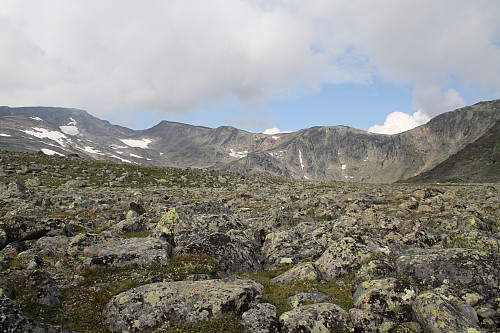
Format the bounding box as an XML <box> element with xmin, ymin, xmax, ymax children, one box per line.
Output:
<box><xmin>240</xmin><ymin>269</ymin><xmax>358</xmax><ymax>317</ymax></box>
<box><xmin>11</xmin><ymin>255</ymin><xmax>218</xmax><ymax>333</ymax></box>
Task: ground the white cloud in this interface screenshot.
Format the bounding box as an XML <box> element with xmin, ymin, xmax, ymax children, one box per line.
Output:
<box><xmin>263</xmin><ymin>127</ymin><xmax>291</xmax><ymax>135</ymax></box>
<box><xmin>0</xmin><ymin>0</ymin><xmax>498</xmax><ymax>126</ymax></box>
<box><xmin>412</xmin><ymin>86</ymin><xmax>467</xmax><ymax>118</ymax></box>
<box><xmin>368</xmin><ymin>110</ymin><xmax>429</xmax><ymax>135</ymax></box>
<box><xmin>369</xmin><ymin>86</ymin><xmax>467</xmax><ymax>134</ymax></box>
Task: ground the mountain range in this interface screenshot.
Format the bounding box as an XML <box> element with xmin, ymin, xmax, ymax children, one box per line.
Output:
<box><xmin>0</xmin><ymin>100</ymin><xmax>499</xmax><ymax>183</ymax></box>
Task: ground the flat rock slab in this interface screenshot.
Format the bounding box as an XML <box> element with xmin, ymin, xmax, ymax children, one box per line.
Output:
<box><xmin>103</xmin><ymin>277</ymin><xmax>263</xmax><ymax>332</ymax></box>
<box><xmin>86</xmin><ymin>237</ymin><xmax>172</xmax><ymax>268</ymax></box>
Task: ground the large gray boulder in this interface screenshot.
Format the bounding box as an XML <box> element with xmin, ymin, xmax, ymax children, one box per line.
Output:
<box><xmin>262</xmin><ymin>226</ymin><xmax>327</xmax><ymax>270</ymax></box>
<box><xmin>0</xmin><ymin>216</ymin><xmax>51</xmax><ymax>248</ymax></box>
<box><xmin>315</xmin><ymin>235</ymin><xmax>385</xmax><ymax>281</ymax></box>
<box><xmin>279</xmin><ymin>303</ymin><xmax>352</xmax><ymax>333</ymax></box>
<box><xmin>349</xmin><ymin>308</ymin><xmax>397</xmax><ymax>333</ymax></box>
<box><xmin>103</xmin><ymin>277</ymin><xmax>263</xmax><ymax>332</ymax></box>
<box><xmin>269</xmin><ymin>262</ymin><xmax>322</xmax><ymax>284</ymax></box>
<box><xmin>353</xmin><ymin>277</ymin><xmax>418</xmax><ymax>321</ymax></box>
<box><xmin>154</xmin><ymin>207</ymin><xmax>245</xmax><ymax>247</ymax></box>
<box><xmin>31</xmin><ymin>284</ymin><xmax>63</xmax><ymax>306</ymax></box>
<box><xmin>396</xmin><ymin>248</ymin><xmax>500</xmax><ymax>298</ymax></box>
<box><xmin>443</xmin><ymin>228</ymin><xmax>500</xmax><ymax>255</ymax></box>
<box><xmin>241</xmin><ymin>303</ymin><xmax>280</xmax><ymax>333</ymax></box>
<box><xmin>177</xmin><ymin>232</ymin><xmax>262</xmax><ymax>274</ymax></box>
<box><xmin>412</xmin><ymin>291</ymin><xmax>482</xmax><ymax>333</ymax></box>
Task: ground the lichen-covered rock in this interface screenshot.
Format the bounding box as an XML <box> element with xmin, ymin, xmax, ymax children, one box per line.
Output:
<box><xmin>66</xmin><ymin>232</ymin><xmax>120</xmax><ymax>257</ymax></box>
<box><xmin>396</xmin><ymin>248</ymin><xmax>500</xmax><ymax>298</ymax></box>
<box><xmin>155</xmin><ymin>208</ymin><xmax>246</xmax><ymax>247</ymax></box>
<box><xmin>475</xmin><ymin>297</ymin><xmax>500</xmax><ymax>330</ymax></box>
<box><xmin>27</xmin><ymin>270</ymin><xmax>55</xmax><ymax>288</ymax></box>
<box><xmin>103</xmin><ymin>277</ymin><xmax>263</xmax><ymax>332</ymax></box>
<box><xmin>279</xmin><ymin>302</ymin><xmax>352</xmax><ymax>333</ymax></box>
<box><xmin>0</xmin><ymin>216</ymin><xmax>50</xmax><ymax>245</ymax></box>
<box><xmin>0</xmin><ymin>293</ymin><xmax>74</xmax><ymax>332</ymax></box>
<box><xmin>241</xmin><ymin>303</ymin><xmax>280</xmax><ymax>333</ymax></box>
<box><xmin>269</xmin><ymin>262</ymin><xmax>322</xmax><ymax>284</ymax></box>
<box><xmin>262</xmin><ymin>228</ymin><xmax>326</xmax><ymax>270</ymax></box>
<box><xmin>31</xmin><ymin>284</ymin><xmax>63</xmax><ymax>306</ymax></box>
<box><xmin>0</xmin><ymin>281</ymin><xmax>14</xmax><ymax>300</ymax></box>
<box><xmin>0</xmin><ymin>228</ymin><xmax>8</xmax><ymax>250</ymax></box>
<box><xmin>62</xmin><ymin>179</ymin><xmax>87</xmax><ymax>188</ymax></box>
<box><xmin>86</xmin><ymin>237</ymin><xmax>172</xmax><ymax>269</ymax></box>
<box><xmin>314</xmin><ymin>236</ymin><xmax>384</xmax><ymax>281</ymax></box>
<box><xmin>177</xmin><ymin>232</ymin><xmax>262</xmax><ymax>274</ymax></box>
<box><xmin>391</xmin><ymin>322</ymin><xmax>423</xmax><ymax>333</ymax></box>
<box><xmin>110</xmin><ymin>217</ymin><xmax>146</xmax><ymax>234</ymax></box>
<box><xmin>443</xmin><ymin>228</ymin><xmax>500</xmax><ymax>255</ymax></box>
<box><xmin>349</xmin><ymin>308</ymin><xmax>397</xmax><ymax>333</ymax></box>
<box><xmin>356</xmin><ymin>259</ymin><xmax>396</xmax><ymax>280</ymax></box>
<box><xmin>353</xmin><ymin>277</ymin><xmax>418</xmax><ymax>320</ymax></box>
<box><xmin>457</xmin><ymin>212</ymin><xmax>491</xmax><ymax>231</ymax></box>
<box><xmin>412</xmin><ymin>291</ymin><xmax>482</xmax><ymax>333</ymax></box>
<box><xmin>288</xmin><ymin>291</ymin><xmax>337</xmax><ymax>308</ymax></box>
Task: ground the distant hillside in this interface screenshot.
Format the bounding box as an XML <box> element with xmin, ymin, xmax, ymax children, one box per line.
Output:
<box><xmin>404</xmin><ymin>119</ymin><xmax>500</xmax><ymax>183</ymax></box>
<box><xmin>0</xmin><ymin>100</ymin><xmax>499</xmax><ymax>183</ymax></box>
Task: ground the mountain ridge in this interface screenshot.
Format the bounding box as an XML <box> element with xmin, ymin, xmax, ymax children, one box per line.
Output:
<box><xmin>0</xmin><ymin>100</ymin><xmax>499</xmax><ymax>183</ymax></box>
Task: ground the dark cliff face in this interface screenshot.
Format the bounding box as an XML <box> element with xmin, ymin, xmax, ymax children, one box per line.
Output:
<box><xmin>0</xmin><ymin>100</ymin><xmax>499</xmax><ymax>183</ymax></box>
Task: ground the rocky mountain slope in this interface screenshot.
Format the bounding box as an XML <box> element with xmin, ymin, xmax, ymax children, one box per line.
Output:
<box><xmin>0</xmin><ymin>150</ymin><xmax>499</xmax><ymax>332</ymax></box>
<box><xmin>405</xmin><ymin>119</ymin><xmax>500</xmax><ymax>183</ymax></box>
<box><xmin>0</xmin><ymin>100</ymin><xmax>499</xmax><ymax>183</ymax></box>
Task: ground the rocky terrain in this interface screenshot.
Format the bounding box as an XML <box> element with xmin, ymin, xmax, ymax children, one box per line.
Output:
<box><xmin>0</xmin><ymin>149</ymin><xmax>499</xmax><ymax>332</ymax></box>
<box><xmin>1</xmin><ymin>99</ymin><xmax>499</xmax><ymax>183</ymax></box>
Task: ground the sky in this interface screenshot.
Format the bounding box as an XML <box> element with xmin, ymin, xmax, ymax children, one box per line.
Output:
<box><xmin>1</xmin><ymin>0</ymin><xmax>499</xmax><ymax>135</ymax></box>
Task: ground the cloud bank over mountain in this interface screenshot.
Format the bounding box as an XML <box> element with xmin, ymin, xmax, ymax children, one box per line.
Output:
<box><xmin>1</xmin><ymin>0</ymin><xmax>499</xmax><ymax>132</ymax></box>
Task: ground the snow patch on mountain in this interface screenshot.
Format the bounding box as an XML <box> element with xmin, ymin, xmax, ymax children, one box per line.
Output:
<box><xmin>60</xmin><ymin>117</ymin><xmax>80</xmax><ymax>136</ymax></box>
<box><xmin>120</xmin><ymin>138</ymin><xmax>153</xmax><ymax>148</ymax></box>
<box><xmin>129</xmin><ymin>153</ymin><xmax>143</xmax><ymax>159</ymax></box>
<box><xmin>20</xmin><ymin>127</ymin><xmax>68</xmax><ymax>146</ymax></box>
<box><xmin>229</xmin><ymin>149</ymin><xmax>248</xmax><ymax>159</ymax></box>
<box><xmin>110</xmin><ymin>155</ymin><xmax>132</xmax><ymax>163</ymax></box>
<box><xmin>299</xmin><ymin>150</ymin><xmax>305</xmax><ymax>170</ymax></box>
<box><xmin>41</xmin><ymin>148</ymin><xmax>64</xmax><ymax>156</ymax></box>
<box><xmin>30</xmin><ymin>117</ymin><xmax>43</xmax><ymax>121</ymax></box>
<box><xmin>0</xmin><ymin>133</ymin><xmax>11</xmax><ymax>137</ymax></box>
<box><xmin>82</xmin><ymin>146</ymin><xmax>103</xmax><ymax>155</ymax></box>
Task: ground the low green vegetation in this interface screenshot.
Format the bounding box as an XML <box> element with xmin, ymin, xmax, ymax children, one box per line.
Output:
<box><xmin>9</xmin><ymin>255</ymin><xmax>218</xmax><ymax>333</ymax></box>
<box><xmin>241</xmin><ymin>269</ymin><xmax>358</xmax><ymax>317</ymax></box>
